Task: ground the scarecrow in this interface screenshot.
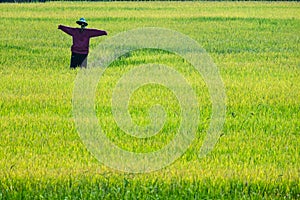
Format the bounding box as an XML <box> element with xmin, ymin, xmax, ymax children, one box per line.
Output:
<box><xmin>58</xmin><ymin>18</ymin><xmax>107</xmax><ymax>68</ymax></box>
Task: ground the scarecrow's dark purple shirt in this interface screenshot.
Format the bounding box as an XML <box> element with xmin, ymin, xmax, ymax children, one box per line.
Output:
<box><xmin>58</xmin><ymin>25</ymin><xmax>107</xmax><ymax>54</ymax></box>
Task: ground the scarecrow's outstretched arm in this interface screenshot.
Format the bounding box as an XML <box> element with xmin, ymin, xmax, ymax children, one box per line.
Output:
<box><xmin>88</xmin><ymin>29</ymin><xmax>108</xmax><ymax>38</ymax></box>
<box><xmin>58</xmin><ymin>25</ymin><xmax>75</xmax><ymax>36</ymax></box>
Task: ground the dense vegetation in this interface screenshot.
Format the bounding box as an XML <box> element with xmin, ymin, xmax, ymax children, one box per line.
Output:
<box><xmin>0</xmin><ymin>1</ymin><xmax>299</xmax><ymax>199</ymax></box>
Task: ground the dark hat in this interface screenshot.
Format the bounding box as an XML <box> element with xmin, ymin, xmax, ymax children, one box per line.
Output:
<box><xmin>76</xmin><ymin>18</ymin><xmax>88</xmax><ymax>27</ymax></box>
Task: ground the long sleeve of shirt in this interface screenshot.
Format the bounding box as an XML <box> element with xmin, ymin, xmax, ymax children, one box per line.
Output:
<box><xmin>58</xmin><ymin>25</ymin><xmax>76</xmax><ymax>36</ymax></box>
<box><xmin>86</xmin><ymin>29</ymin><xmax>107</xmax><ymax>38</ymax></box>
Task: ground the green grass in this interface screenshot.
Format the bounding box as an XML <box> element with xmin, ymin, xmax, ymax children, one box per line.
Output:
<box><xmin>0</xmin><ymin>1</ymin><xmax>299</xmax><ymax>199</ymax></box>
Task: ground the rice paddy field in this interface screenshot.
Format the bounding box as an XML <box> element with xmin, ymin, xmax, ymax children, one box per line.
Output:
<box><xmin>0</xmin><ymin>1</ymin><xmax>299</xmax><ymax>199</ymax></box>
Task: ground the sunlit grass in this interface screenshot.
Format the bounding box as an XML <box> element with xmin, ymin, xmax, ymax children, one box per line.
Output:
<box><xmin>0</xmin><ymin>1</ymin><xmax>299</xmax><ymax>199</ymax></box>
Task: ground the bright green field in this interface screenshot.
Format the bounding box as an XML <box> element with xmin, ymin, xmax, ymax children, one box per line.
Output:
<box><xmin>0</xmin><ymin>1</ymin><xmax>299</xmax><ymax>199</ymax></box>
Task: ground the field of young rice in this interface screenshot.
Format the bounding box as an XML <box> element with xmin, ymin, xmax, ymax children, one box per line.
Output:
<box><xmin>0</xmin><ymin>1</ymin><xmax>299</xmax><ymax>199</ymax></box>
